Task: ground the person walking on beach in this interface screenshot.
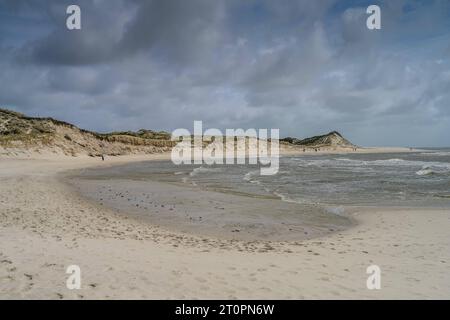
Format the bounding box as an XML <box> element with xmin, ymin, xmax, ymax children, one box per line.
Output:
<box><xmin>101</xmin><ymin>154</ymin><xmax>105</xmax><ymax>161</ymax></box>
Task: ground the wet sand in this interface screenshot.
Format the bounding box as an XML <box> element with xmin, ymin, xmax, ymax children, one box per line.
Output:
<box><xmin>68</xmin><ymin>176</ymin><xmax>354</xmax><ymax>242</ymax></box>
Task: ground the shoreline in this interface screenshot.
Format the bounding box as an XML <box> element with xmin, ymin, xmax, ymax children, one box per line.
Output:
<box><xmin>61</xmin><ymin>147</ymin><xmax>448</xmax><ymax>243</ymax></box>
<box><xmin>0</xmin><ymin>145</ymin><xmax>420</xmax><ymax>160</ymax></box>
<box><xmin>64</xmin><ymin>174</ymin><xmax>354</xmax><ymax>242</ymax></box>
<box><xmin>1</xmin><ymin>151</ymin><xmax>449</xmax><ymax>298</ymax></box>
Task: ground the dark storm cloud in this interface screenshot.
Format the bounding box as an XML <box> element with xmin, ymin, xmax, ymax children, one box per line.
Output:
<box><xmin>119</xmin><ymin>0</ymin><xmax>227</xmax><ymax>66</ymax></box>
<box><xmin>17</xmin><ymin>0</ymin><xmax>130</xmax><ymax>65</ymax></box>
<box><xmin>1</xmin><ymin>0</ymin><xmax>450</xmax><ymax>146</ymax></box>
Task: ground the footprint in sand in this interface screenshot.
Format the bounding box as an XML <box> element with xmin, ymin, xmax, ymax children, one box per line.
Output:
<box><xmin>256</xmin><ymin>268</ymin><xmax>267</xmax><ymax>272</ymax></box>
<box><xmin>195</xmin><ymin>277</ymin><xmax>207</xmax><ymax>283</ymax></box>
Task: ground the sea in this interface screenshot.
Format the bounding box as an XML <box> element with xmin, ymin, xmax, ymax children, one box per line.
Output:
<box><xmin>78</xmin><ymin>148</ymin><xmax>450</xmax><ymax>209</ymax></box>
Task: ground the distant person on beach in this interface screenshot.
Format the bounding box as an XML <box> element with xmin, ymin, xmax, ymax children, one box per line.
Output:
<box><xmin>101</xmin><ymin>155</ymin><xmax>105</xmax><ymax>161</ymax></box>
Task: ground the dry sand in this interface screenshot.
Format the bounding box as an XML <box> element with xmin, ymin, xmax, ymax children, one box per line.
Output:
<box><xmin>1</xmin><ymin>151</ymin><xmax>449</xmax><ymax>299</ymax></box>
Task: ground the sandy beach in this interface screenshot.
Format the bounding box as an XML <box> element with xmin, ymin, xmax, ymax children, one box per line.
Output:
<box><xmin>1</xmin><ymin>152</ymin><xmax>449</xmax><ymax>299</ymax></box>
<box><xmin>3</xmin><ymin>0</ymin><xmax>450</xmax><ymax>303</ymax></box>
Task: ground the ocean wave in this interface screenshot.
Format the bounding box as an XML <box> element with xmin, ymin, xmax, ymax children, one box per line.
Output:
<box><xmin>336</xmin><ymin>158</ymin><xmax>406</xmax><ymax>166</ymax></box>
<box><xmin>296</xmin><ymin>157</ymin><xmax>450</xmax><ymax>169</ymax></box>
<box><xmin>189</xmin><ymin>166</ymin><xmax>223</xmax><ymax>177</ymax></box>
<box><xmin>181</xmin><ymin>176</ymin><xmax>197</xmax><ymax>186</ymax></box>
<box><xmin>416</xmin><ymin>168</ymin><xmax>435</xmax><ymax>176</ymax></box>
<box><xmin>416</xmin><ymin>164</ymin><xmax>450</xmax><ymax>176</ymax></box>
<box><xmin>325</xmin><ymin>206</ymin><xmax>347</xmax><ymax>217</ymax></box>
<box><xmin>273</xmin><ymin>191</ymin><xmax>306</xmax><ymax>204</ymax></box>
<box><xmin>373</xmin><ymin>158</ymin><xmax>405</xmax><ymax>164</ymax></box>
<box><xmin>421</xmin><ymin>151</ymin><xmax>450</xmax><ymax>156</ymax></box>
<box><xmin>243</xmin><ymin>170</ymin><xmax>263</xmax><ymax>185</ymax></box>
<box><xmin>243</xmin><ymin>170</ymin><xmax>259</xmax><ymax>181</ymax></box>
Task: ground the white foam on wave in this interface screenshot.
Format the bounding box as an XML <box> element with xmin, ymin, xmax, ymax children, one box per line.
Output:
<box><xmin>243</xmin><ymin>170</ymin><xmax>259</xmax><ymax>181</ymax></box>
<box><xmin>297</xmin><ymin>157</ymin><xmax>450</xmax><ymax>170</ymax></box>
<box><xmin>421</xmin><ymin>151</ymin><xmax>450</xmax><ymax>156</ymax></box>
<box><xmin>416</xmin><ymin>168</ymin><xmax>435</xmax><ymax>176</ymax></box>
<box><xmin>243</xmin><ymin>170</ymin><xmax>257</xmax><ymax>181</ymax></box>
<box><xmin>373</xmin><ymin>158</ymin><xmax>405</xmax><ymax>164</ymax></box>
<box><xmin>336</xmin><ymin>158</ymin><xmax>406</xmax><ymax>166</ymax></box>
<box><xmin>273</xmin><ymin>191</ymin><xmax>306</xmax><ymax>204</ymax></box>
<box><xmin>181</xmin><ymin>176</ymin><xmax>197</xmax><ymax>186</ymax></box>
<box><xmin>189</xmin><ymin>166</ymin><xmax>222</xmax><ymax>177</ymax></box>
<box><xmin>242</xmin><ymin>170</ymin><xmax>264</xmax><ymax>185</ymax></box>
<box><xmin>416</xmin><ymin>164</ymin><xmax>450</xmax><ymax>176</ymax></box>
<box><xmin>325</xmin><ymin>206</ymin><xmax>347</xmax><ymax>217</ymax></box>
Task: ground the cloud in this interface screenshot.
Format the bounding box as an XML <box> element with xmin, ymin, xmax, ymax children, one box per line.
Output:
<box><xmin>0</xmin><ymin>0</ymin><xmax>449</xmax><ymax>146</ymax></box>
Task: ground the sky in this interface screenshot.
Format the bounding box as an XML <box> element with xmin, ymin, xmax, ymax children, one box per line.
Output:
<box><xmin>0</xmin><ymin>0</ymin><xmax>449</xmax><ymax>147</ymax></box>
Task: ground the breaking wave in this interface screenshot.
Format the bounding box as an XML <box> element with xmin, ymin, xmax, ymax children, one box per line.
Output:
<box><xmin>416</xmin><ymin>165</ymin><xmax>450</xmax><ymax>176</ymax></box>
<box><xmin>325</xmin><ymin>206</ymin><xmax>347</xmax><ymax>217</ymax></box>
<box><xmin>421</xmin><ymin>151</ymin><xmax>450</xmax><ymax>156</ymax></box>
<box><xmin>189</xmin><ymin>166</ymin><xmax>223</xmax><ymax>177</ymax></box>
<box><xmin>293</xmin><ymin>157</ymin><xmax>450</xmax><ymax>170</ymax></box>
